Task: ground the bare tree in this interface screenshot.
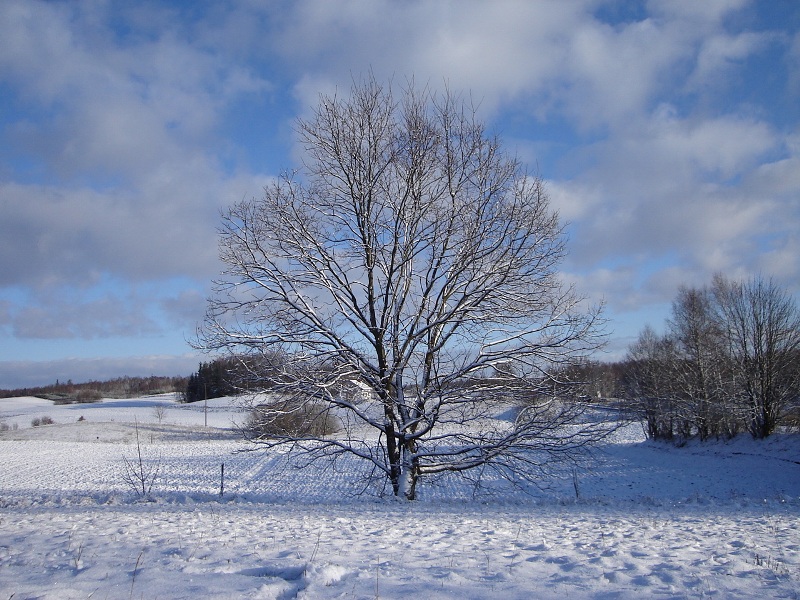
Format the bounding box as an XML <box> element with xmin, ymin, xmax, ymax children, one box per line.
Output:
<box><xmin>624</xmin><ymin>325</ymin><xmax>678</xmax><ymax>441</ymax></box>
<box><xmin>153</xmin><ymin>403</ymin><xmax>167</xmax><ymax>425</ymax></box>
<box><xmin>199</xmin><ymin>76</ymin><xmax>608</xmax><ymax>499</ymax></box>
<box><xmin>712</xmin><ymin>275</ymin><xmax>800</xmax><ymax>438</ymax></box>
<box><xmin>626</xmin><ymin>276</ymin><xmax>800</xmax><ymax>443</ymax></box>
<box><xmin>666</xmin><ymin>286</ymin><xmax>738</xmax><ymax>439</ymax></box>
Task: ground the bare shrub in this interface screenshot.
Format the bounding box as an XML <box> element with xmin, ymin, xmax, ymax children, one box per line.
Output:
<box><xmin>75</xmin><ymin>389</ymin><xmax>102</xmax><ymax>403</ymax></box>
<box><xmin>153</xmin><ymin>404</ymin><xmax>167</xmax><ymax>424</ymax></box>
<box><xmin>246</xmin><ymin>397</ymin><xmax>340</xmax><ymax>438</ymax></box>
<box><xmin>51</xmin><ymin>395</ymin><xmax>75</xmax><ymax>405</ymax></box>
<box><xmin>626</xmin><ymin>275</ymin><xmax>800</xmax><ymax>442</ymax></box>
<box><xmin>781</xmin><ymin>404</ymin><xmax>800</xmax><ymax>431</ymax></box>
<box><xmin>121</xmin><ymin>419</ymin><xmax>161</xmax><ymax>498</ymax></box>
<box><xmin>31</xmin><ymin>416</ymin><xmax>55</xmax><ymax>427</ymax></box>
<box><xmin>48</xmin><ymin>390</ymin><xmax>101</xmax><ymax>404</ymax></box>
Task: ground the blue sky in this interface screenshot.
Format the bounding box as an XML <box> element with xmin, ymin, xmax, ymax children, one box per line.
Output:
<box><xmin>1</xmin><ymin>0</ymin><xmax>798</xmax><ymax>389</ymax></box>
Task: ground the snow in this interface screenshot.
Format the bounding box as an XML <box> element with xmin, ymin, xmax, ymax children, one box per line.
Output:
<box><xmin>1</xmin><ymin>394</ymin><xmax>799</xmax><ymax>598</ymax></box>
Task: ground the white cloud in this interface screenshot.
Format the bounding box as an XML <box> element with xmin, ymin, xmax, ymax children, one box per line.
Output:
<box><xmin>270</xmin><ymin>0</ymin><xmax>586</xmax><ymax>117</ymax></box>
<box><xmin>689</xmin><ymin>31</ymin><xmax>775</xmax><ymax>90</ymax></box>
<box><xmin>757</xmin><ymin>236</ymin><xmax>800</xmax><ymax>285</ymax></box>
<box><xmin>159</xmin><ymin>289</ymin><xmax>208</xmax><ymax>330</ymax></box>
<box><xmin>262</xmin><ymin>0</ymin><xmax>766</xmax><ymax>143</ymax></box>
<box><xmin>789</xmin><ymin>31</ymin><xmax>800</xmax><ymax>95</ymax></box>
<box><xmin>0</xmin><ymin>1</ymin><xmax>269</xmax><ymax>183</ymax></box>
<box><xmin>12</xmin><ymin>296</ymin><xmax>158</xmax><ymax>340</ymax></box>
<box><xmin>561</xmin><ymin>17</ymin><xmax>691</xmax><ymax>129</ymax></box>
<box><xmin>546</xmin><ymin>180</ymin><xmax>605</xmax><ymax>223</ymax></box>
<box><xmin>646</xmin><ymin>109</ymin><xmax>777</xmax><ymax>178</ymax></box>
<box><xmin>564</xmin><ymin>110</ymin><xmax>779</xmax><ymax>240</ymax></box>
<box><xmin>0</xmin><ymin>1</ymin><xmax>279</xmax><ymax>289</ymax></box>
<box><xmin>2</xmin><ymin>276</ymin><xmax>211</xmax><ymax>342</ymax></box>
<box><xmin>0</xmin><ymin>181</ymin><xmax>213</xmax><ymax>286</ymax></box>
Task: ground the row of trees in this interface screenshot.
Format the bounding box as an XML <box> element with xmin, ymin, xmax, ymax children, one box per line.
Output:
<box><xmin>0</xmin><ymin>375</ymin><xmax>187</xmax><ymax>400</ymax></box>
<box><xmin>624</xmin><ymin>275</ymin><xmax>800</xmax><ymax>442</ymax></box>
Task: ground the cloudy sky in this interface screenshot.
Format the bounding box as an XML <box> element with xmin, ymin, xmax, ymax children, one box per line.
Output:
<box><xmin>1</xmin><ymin>0</ymin><xmax>798</xmax><ymax>389</ymax></box>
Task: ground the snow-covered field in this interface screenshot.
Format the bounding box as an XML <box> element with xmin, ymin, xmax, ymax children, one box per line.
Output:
<box><xmin>1</xmin><ymin>395</ymin><xmax>798</xmax><ymax>598</ymax></box>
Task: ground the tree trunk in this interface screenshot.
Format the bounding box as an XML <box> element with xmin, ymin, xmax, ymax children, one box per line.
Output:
<box><xmin>397</xmin><ymin>441</ymin><xmax>419</xmax><ymax>500</ymax></box>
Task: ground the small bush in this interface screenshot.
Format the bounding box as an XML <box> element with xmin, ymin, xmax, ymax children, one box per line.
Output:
<box><xmin>782</xmin><ymin>405</ymin><xmax>800</xmax><ymax>431</ymax></box>
<box><xmin>152</xmin><ymin>404</ymin><xmax>167</xmax><ymax>424</ymax></box>
<box><xmin>32</xmin><ymin>416</ymin><xmax>55</xmax><ymax>427</ymax></box>
<box><xmin>0</xmin><ymin>422</ymin><xmax>9</xmax><ymax>432</ymax></box>
<box><xmin>50</xmin><ymin>395</ymin><xmax>76</xmax><ymax>405</ymax></box>
<box><xmin>75</xmin><ymin>389</ymin><xmax>102</xmax><ymax>403</ymax></box>
<box><xmin>246</xmin><ymin>399</ymin><xmax>340</xmax><ymax>438</ymax></box>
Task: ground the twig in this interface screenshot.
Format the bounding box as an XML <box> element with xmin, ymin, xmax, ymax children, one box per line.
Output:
<box><xmin>309</xmin><ymin>528</ymin><xmax>322</xmax><ymax>563</ymax></box>
<box><xmin>572</xmin><ymin>466</ymin><xmax>581</xmax><ymax>500</ymax></box>
<box><xmin>73</xmin><ymin>541</ymin><xmax>83</xmax><ymax>569</ymax></box>
<box><xmin>130</xmin><ymin>549</ymin><xmax>144</xmax><ymax>599</ymax></box>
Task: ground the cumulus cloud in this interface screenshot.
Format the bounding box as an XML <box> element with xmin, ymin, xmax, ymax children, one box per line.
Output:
<box><xmin>268</xmin><ymin>0</ymin><xmax>583</xmax><ymax>116</ymax></box>
<box><xmin>264</xmin><ymin>0</ymin><xmax>754</xmax><ymax>131</ymax></box>
<box><xmin>11</xmin><ymin>295</ymin><xmax>159</xmax><ymax>340</ymax></box>
<box><xmin>0</xmin><ymin>181</ymin><xmax>218</xmax><ymax>287</ymax></box>
<box><xmin>0</xmin><ymin>0</ymin><xmax>271</xmax><ymax>287</ymax></box>
<box><xmin>159</xmin><ymin>289</ymin><xmax>208</xmax><ymax>330</ymax></box>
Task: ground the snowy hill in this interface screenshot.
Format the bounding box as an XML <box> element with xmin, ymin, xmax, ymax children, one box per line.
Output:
<box><xmin>0</xmin><ymin>394</ymin><xmax>798</xmax><ymax>598</ymax></box>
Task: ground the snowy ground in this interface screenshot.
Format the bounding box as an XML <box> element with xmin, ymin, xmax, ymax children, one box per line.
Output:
<box><xmin>1</xmin><ymin>395</ymin><xmax>799</xmax><ymax>598</ymax></box>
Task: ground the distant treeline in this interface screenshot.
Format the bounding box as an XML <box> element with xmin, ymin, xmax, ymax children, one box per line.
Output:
<box><xmin>0</xmin><ymin>375</ymin><xmax>188</xmax><ymax>401</ymax></box>
<box><xmin>181</xmin><ymin>351</ymin><xmax>626</xmax><ymax>405</ymax></box>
